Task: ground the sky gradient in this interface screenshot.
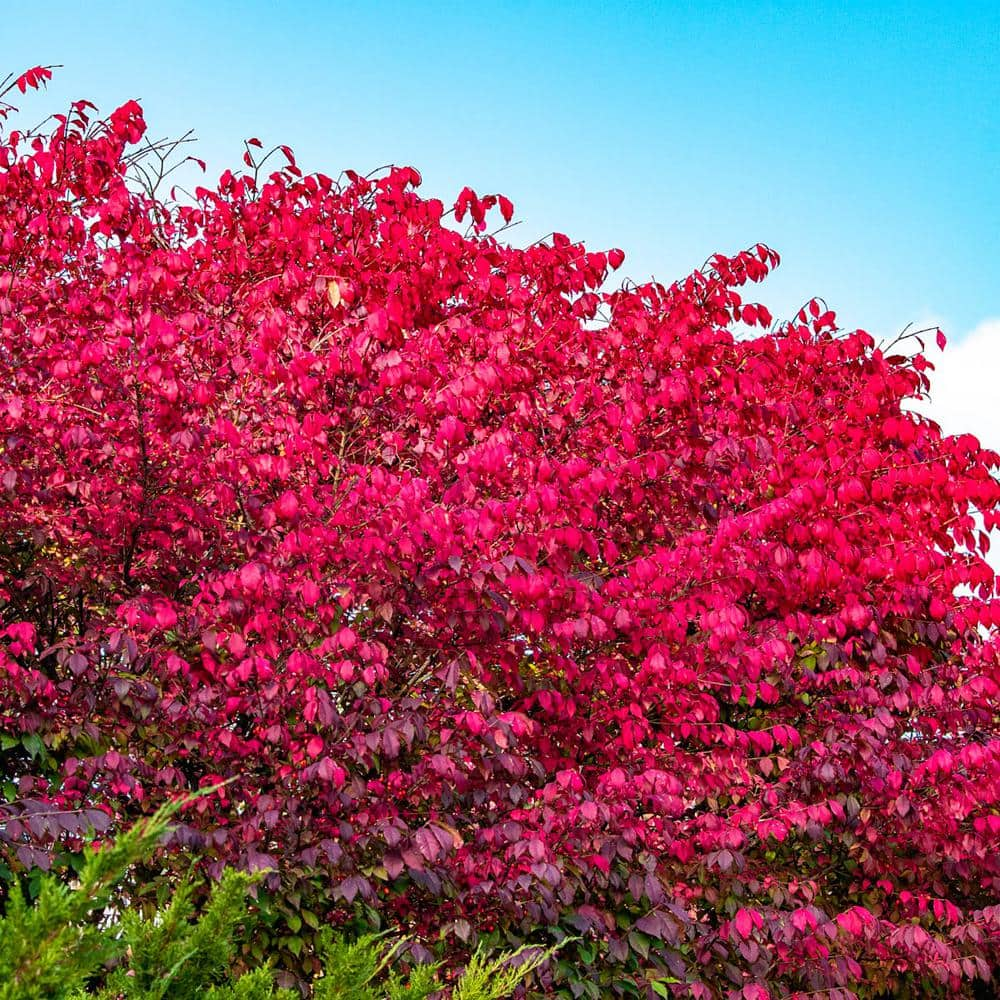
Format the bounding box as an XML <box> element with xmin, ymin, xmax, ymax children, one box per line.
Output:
<box><xmin>7</xmin><ymin>0</ymin><xmax>999</xmax><ymax>442</ymax></box>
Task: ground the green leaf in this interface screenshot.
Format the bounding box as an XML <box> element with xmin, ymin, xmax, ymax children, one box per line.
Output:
<box><xmin>627</xmin><ymin>931</ymin><xmax>650</xmax><ymax>960</ymax></box>
<box><xmin>652</xmin><ymin>978</ymin><xmax>681</xmax><ymax>995</ymax></box>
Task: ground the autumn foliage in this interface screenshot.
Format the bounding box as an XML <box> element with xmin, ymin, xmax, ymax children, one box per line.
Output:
<box><xmin>1</xmin><ymin>68</ymin><xmax>999</xmax><ymax>999</ymax></box>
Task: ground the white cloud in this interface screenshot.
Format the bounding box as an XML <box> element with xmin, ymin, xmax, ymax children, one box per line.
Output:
<box><xmin>918</xmin><ymin>318</ymin><xmax>1000</xmax><ymax>451</ymax></box>
<box><xmin>913</xmin><ymin>318</ymin><xmax>1000</xmax><ymax>577</ymax></box>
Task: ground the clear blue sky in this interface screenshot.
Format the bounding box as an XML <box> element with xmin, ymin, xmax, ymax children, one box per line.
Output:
<box><xmin>6</xmin><ymin>1</ymin><xmax>998</xmax><ymax>341</ymax></box>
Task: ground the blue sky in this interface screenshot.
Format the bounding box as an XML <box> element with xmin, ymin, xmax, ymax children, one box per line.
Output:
<box><xmin>6</xmin><ymin>1</ymin><xmax>999</xmax><ymax>437</ymax></box>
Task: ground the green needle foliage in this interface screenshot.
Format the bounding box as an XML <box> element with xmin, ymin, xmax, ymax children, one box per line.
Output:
<box><xmin>451</xmin><ymin>943</ymin><xmax>558</xmax><ymax>1000</ymax></box>
<box><xmin>85</xmin><ymin>869</ymin><xmax>280</xmax><ymax>1000</ymax></box>
<box><xmin>312</xmin><ymin>932</ymin><xmax>561</xmax><ymax>1000</ymax></box>
<box><xmin>1</xmin><ymin>800</ymin><xmax>181</xmax><ymax>1000</ymax></box>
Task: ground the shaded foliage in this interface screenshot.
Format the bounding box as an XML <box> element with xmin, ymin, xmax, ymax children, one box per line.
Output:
<box><xmin>1</xmin><ymin>796</ymin><xmax>552</xmax><ymax>999</ymax></box>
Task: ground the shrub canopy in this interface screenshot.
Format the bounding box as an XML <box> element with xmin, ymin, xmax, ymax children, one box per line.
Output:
<box><xmin>1</xmin><ymin>68</ymin><xmax>999</xmax><ymax>998</ymax></box>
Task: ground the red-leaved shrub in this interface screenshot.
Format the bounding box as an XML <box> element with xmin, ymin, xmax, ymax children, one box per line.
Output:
<box><xmin>1</xmin><ymin>68</ymin><xmax>999</xmax><ymax>998</ymax></box>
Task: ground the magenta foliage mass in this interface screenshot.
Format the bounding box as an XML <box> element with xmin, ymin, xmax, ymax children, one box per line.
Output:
<box><xmin>1</xmin><ymin>69</ymin><xmax>999</xmax><ymax>998</ymax></box>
